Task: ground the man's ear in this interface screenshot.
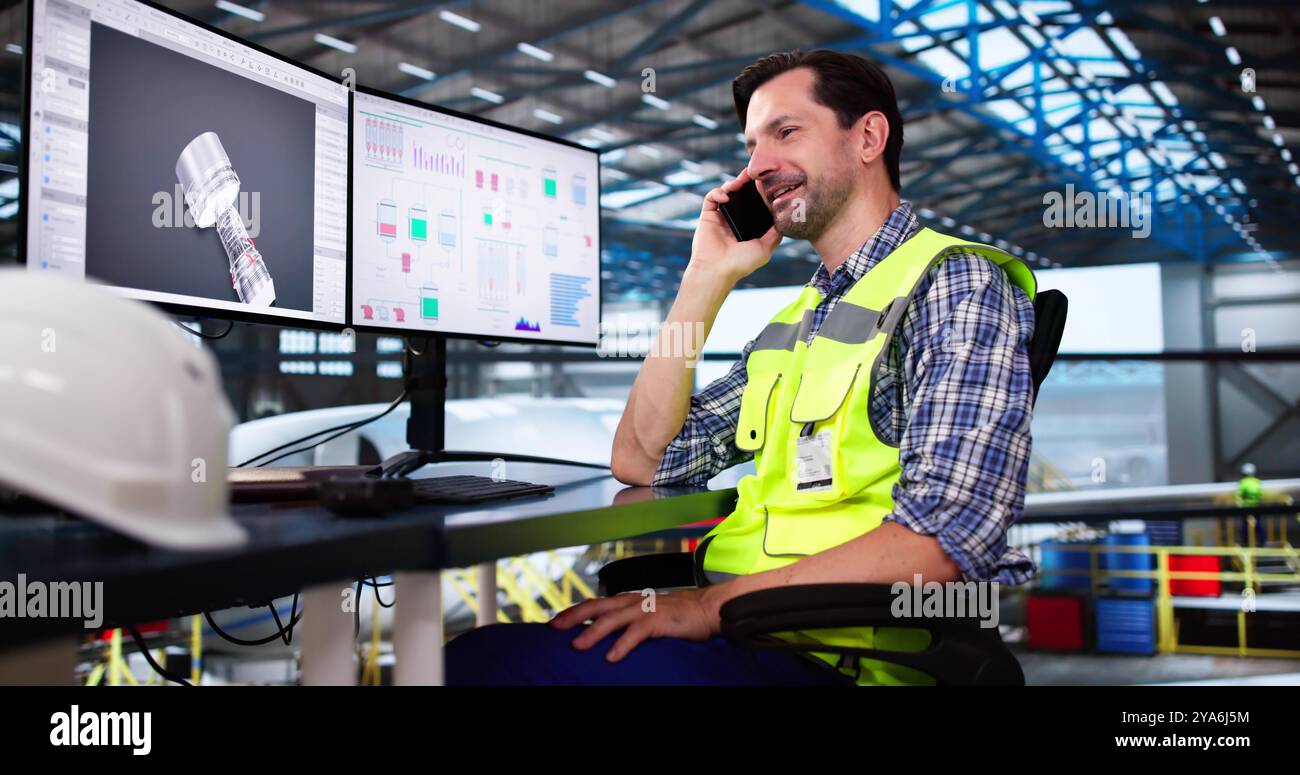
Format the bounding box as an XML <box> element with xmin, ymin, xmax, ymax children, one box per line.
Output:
<box><xmin>857</xmin><ymin>111</ymin><xmax>890</xmax><ymax>167</ymax></box>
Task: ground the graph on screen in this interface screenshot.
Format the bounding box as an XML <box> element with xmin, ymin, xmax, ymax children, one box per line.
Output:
<box><xmin>352</xmin><ymin>91</ymin><xmax>599</xmax><ymax>344</ymax></box>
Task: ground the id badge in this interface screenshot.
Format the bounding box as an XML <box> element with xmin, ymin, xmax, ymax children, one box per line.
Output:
<box><xmin>794</xmin><ymin>430</ymin><xmax>834</xmax><ymax>492</ymax></box>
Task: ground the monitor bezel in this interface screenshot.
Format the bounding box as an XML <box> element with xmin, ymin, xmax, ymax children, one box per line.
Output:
<box><xmin>347</xmin><ymin>83</ymin><xmax>603</xmax><ymax>349</ymax></box>
<box><xmin>18</xmin><ymin>0</ymin><xmax>353</xmax><ymax>332</ymax></box>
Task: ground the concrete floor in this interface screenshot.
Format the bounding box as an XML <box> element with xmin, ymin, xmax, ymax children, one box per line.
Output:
<box><xmin>1015</xmin><ymin>647</ymin><xmax>1300</xmax><ymax>685</ymax></box>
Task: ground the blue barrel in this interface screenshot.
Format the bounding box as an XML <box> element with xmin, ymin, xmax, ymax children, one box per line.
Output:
<box><xmin>1039</xmin><ymin>539</ymin><xmax>1096</xmax><ymax>591</ymax></box>
<box><xmin>1102</xmin><ymin>532</ymin><xmax>1152</xmax><ymax>593</ymax></box>
<box><xmin>1095</xmin><ymin>596</ymin><xmax>1156</xmax><ymax>655</ymax></box>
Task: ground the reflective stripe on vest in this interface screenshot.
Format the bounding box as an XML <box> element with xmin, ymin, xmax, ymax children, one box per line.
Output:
<box><xmin>700</xmin><ymin>228</ymin><xmax>1037</xmax><ymax>685</ymax></box>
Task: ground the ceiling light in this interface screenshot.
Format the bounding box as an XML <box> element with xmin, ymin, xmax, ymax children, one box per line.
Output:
<box><xmin>470</xmin><ymin>86</ymin><xmax>504</xmax><ymax>104</ymax></box>
<box><xmin>584</xmin><ymin>70</ymin><xmax>616</xmax><ymax>88</ymax></box>
<box><xmin>517</xmin><ymin>42</ymin><xmax>554</xmax><ymax>62</ymax></box>
<box><xmin>313</xmin><ymin>34</ymin><xmax>356</xmax><ymax>54</ymax></box>
<box><xmin>398</xmin><ymin>62</ymin><xmax>435</xmax><ymax>81</ymax></box>
<box><xmin>439</xmin><ymin>10</ymin><xmax>481</xmax><ymax>32</ymax></box>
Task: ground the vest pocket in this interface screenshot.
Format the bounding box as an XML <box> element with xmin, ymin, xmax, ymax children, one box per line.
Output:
<box><xmin>762</xmin><ymin>504</ymin><xmax>881</xmax><ymax>558</ymax></box>
<box><xmin>736</xmin><ymin>371</ymin><xmax>781</xmax><ymax>452</ymax></box>
<box><xmin>789</xmin><ymin>361</ymin><xmax>861</xmax><ymax>424</ymax></box>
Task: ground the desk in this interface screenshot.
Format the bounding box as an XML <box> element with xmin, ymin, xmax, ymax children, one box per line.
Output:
<box><xmin>0</xmin><ymin>462</ymin><xmax>738</xmax><ymax>685</ymax></box>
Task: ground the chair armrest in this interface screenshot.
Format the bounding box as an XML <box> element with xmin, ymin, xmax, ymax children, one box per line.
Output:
<box><xmin>719</xmin><ymin>583</ymin><xmax>1023</xmax><ymax>686</ymax></box>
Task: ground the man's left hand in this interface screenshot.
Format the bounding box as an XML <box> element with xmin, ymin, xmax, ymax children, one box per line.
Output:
<box><xmin>549</xmin><ymin>586</ymin><xmax>724</xmax><ymax>663</ymax></box>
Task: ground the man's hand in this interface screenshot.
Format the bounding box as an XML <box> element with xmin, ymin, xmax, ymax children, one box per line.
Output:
<box><xmin>690</xmin><ymin>168</ymin><xmax>782</xmax><ymax>285</ymax></box>
<box><xmin>549</xmin><ymin>587</ymin><xmax>724</xmax><ymax>663</ymax></box>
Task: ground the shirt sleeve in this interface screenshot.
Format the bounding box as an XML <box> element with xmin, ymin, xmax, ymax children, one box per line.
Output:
<box><xmin>651</xmin><ymin>339</ymin><xmax>757</xmax><ymax>486</ymax></box>
<box><xmin>880</xmin><ymin>254</ymin><xmax>1038</xmax><ymax>585</ymax></box>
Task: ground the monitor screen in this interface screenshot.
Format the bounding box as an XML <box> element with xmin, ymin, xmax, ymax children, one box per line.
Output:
<box><xmin>21</xmin><ymin>0</ymin><xmax>350</xmax><ymax>328</ymax></box>
<box><xmin>351</xmin><ymin>88</ymin><xmax>601</xmax><ymax>346</ymax></box>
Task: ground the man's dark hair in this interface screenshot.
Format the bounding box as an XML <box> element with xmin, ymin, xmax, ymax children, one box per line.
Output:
<box><xmin>732</xmin><ymin>50</ymin><xmax>904</xmax><ymax>192</ymax></box>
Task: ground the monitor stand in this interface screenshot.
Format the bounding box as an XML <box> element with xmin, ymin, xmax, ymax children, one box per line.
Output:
<box><xmin>376</xmin><ymin>335</ymin><xmax>610</xmax><ymax>479</ymax></box>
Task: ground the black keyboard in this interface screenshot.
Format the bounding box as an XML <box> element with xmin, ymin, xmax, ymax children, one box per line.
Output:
<box><xmin>408</xmin><ymin>475</ymin><xmax>554</xmax><ymax>504</ymax></box>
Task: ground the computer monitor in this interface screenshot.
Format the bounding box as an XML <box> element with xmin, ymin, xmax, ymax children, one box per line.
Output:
<box><xmin>350</xmin><ymin>86</ymin><xmax>601</xmax><ymax>346</ymax></box>
<box><xmin>20</xmin><ymin>0</ymin><xmax>350</xmax><ymax>328</ymax></box>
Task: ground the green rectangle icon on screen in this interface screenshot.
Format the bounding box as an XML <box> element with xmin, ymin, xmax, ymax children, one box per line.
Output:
<box><xmin>421</xmin><ymin>285</ymin><xmax>438</xmax><ymax>320</ymax></box>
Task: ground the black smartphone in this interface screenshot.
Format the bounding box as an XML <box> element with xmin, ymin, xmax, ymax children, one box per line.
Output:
<box><xmin>718</xmin><ymin>179</ymin><xmax>775</xmax><ymax>241</ymax></box>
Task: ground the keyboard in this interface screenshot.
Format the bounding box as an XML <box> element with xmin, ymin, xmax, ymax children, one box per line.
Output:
<box><xmin>407</xmin><ymin>475</ymin><xmax>554</xmax><ymax>504</ymax></box>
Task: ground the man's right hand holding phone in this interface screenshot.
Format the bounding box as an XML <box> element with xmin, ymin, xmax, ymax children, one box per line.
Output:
<box><xmin>689</xmin><ymin>168</ymin><xmax>782</xmax><ymax>288</ymax></box>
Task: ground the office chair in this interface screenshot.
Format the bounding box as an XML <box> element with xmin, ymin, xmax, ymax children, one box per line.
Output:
<box><xmin>597</xmin><ymin>290</ymin><xmax>1068</xmax><ymax>686</ymax></box>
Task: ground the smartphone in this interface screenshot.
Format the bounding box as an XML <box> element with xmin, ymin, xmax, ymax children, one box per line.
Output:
<box><xmin>718</xmin><ymin>179</ymin><xmax>775</xmax><ymax>242</ymax></box>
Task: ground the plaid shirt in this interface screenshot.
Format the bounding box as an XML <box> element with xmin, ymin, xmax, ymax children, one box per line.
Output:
<box><xmin>652</xmin><ymin>201</ymin><xmax>1037</xmax><ymax>585</ymax></box>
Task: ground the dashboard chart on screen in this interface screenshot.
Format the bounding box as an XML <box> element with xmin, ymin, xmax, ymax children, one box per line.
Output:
<box><xmin>351</xmin><ymin>89</ymin><xmax>600</xmax><ymax>345</ymax></box>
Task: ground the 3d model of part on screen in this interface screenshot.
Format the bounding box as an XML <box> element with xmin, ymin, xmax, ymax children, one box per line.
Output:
<box><xmin>175</xmin><ymin>131</ymin><xmax>276</xmax><ymax>307</ymax></box>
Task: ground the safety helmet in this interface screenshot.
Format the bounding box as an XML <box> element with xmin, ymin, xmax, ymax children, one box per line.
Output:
<box><xmin>1241</xmin><ymin>462</ymin><xmax>1257</xmax><ymax>477</ymax></box>
<box><xmin>0</xmin><ymin>269</ymin><xmax>247</xmax><ymax>549</ymax></box>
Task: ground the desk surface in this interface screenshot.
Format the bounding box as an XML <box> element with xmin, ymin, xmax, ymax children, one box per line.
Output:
<box><xmin>0</xmin><ymin>462</ymin><xmax>738</xmax><ymax>646</ymax></box>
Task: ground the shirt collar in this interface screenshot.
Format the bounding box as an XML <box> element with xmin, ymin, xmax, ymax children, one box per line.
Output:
<box><xmin>808</xmin><ymin>200</ymin><xmax>921</xmax><ymax>296</ymax></box>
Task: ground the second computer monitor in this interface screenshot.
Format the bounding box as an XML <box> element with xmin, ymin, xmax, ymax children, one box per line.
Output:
<box><xmin>351</xmin><ymin>88</ymin><xmax>601</xmax><ymax>346</ymax></box>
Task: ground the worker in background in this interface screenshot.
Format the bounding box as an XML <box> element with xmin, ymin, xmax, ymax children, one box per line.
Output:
<box><xmin>1236</xmin><ymin>462</ymin><xmax>1262</xmax><ymax>508</ymax></box>
<box><xmin>446</xmin><ymin>49</ymin><xmax>1038</xmax><ymax>685</ymax></box>
<box><xmin>1236</xmin><ymin>462</ymin><xmax>1264</xmax><ymax>546</ymax></box>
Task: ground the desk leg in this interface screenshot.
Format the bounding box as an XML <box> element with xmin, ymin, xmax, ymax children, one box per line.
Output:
<box><xmin>299</xmin><ymin>580</ymin><xmax>356</xmax><ymax>686</ymax></box>
<box><xmin>477</xmin><ymin>561</ymin><xmax>498</xmax><ymax>626</ymax></box>
<box><xmin>394</xmin><ymin>571</ymin><xmax>443</xmax><ymax>686</ymax></box>
<box><xmin>0</xmin><ymin>636</ymin><xmax>78</xmax><ymax>685</ymax></box>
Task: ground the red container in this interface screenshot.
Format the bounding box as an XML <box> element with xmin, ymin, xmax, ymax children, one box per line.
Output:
<box><xmin>1167</xmin><ymin>555</ymin><xmax>1221</xmax><ymax>597</ymax></box>
<box><xmin>1026</xmin><ymin>594</ymin><xmax>1085</xmax><ymax>651</ymax></box>
<box><xmin>98</xmin><ymin>621</ymin><xmax>168</xmax><ymax>641</ymax></box>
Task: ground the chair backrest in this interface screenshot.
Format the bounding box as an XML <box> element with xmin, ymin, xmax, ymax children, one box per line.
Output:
<box><xmin>1028</xmin><ymin>289</ymin><xmax>1068</xmax><ymax>405</ymax></box>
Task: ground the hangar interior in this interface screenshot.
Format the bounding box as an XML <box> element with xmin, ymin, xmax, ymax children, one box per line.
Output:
<box><xmin>0</xmin><ymin>0</ymin><xmax>1297</xmax><ymax>686</ymax></box>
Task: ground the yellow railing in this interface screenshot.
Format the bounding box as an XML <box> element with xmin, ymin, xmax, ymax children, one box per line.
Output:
<box><xmin>444</xmin><ymin>550</ymin><xmax>602</xmax><ymax>626</ymax></box>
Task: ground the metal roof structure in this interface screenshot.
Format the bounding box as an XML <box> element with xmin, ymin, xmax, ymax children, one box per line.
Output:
<box><xmin>1</xmin><ymin>0</ymin><xmax>1296</xmax><ymax>301</ymax></box>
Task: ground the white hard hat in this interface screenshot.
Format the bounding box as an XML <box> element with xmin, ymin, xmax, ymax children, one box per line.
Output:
<box><xmin>1241</xmin><ymin>462</ymin><xmax>1257</xmax><ymax>477</ymax></box>
<box><xmin>0</xmin><ymin>269</ymin><xmax>247</xmax><ymax>550</ymax></box>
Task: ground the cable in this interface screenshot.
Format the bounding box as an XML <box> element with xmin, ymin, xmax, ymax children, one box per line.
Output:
<box><xmin>203</xmin><ymin>606</ymin><xmax>303</xmax><ymax>648</ymax></box>
<box><xmin>125</xmin><ymin>626</ymin><xmax>192</xmax><ymax>686</ymax></box>
<box><xmin>268</xmin><ymin>593</ymin><xmax>300</xmax><ymax>646</ymax></box>
<box><xmin>235</xmin><ymin>417</ymin><xmax>361</xmax><ymax>467</ymax></box>
<box><xmin>237</xmin><ymin>391</ymin><xmax>404</xmax><ymax>466</ymax></box>
<box><xmin>405</xmin><ymin>336</ymin><xmax>429</xmax><ymax>356</ymax></box>
<box><xmin>236</xmin><ymin>388</ymin><xmax>407</xmax><ymax>467</ymax></box>
<box><xmin>242</xmin><ymin>389</ymin><xmax>407</xmax><ymax>467</ymax></box>
<box><xmin>287</xmin><ymin>593</ymin><xmax>300</xmax><ymax>642</ymax></box>
<box><xmin>354</xmin><ymin>579</ymin><xmax>362</xmax><ymax>639</ymax></box>
<box><xmin>369</xmin><ymin>577</ymin><xmax>394</xmax><ymax>609</ymax></box>
<box><xmin>173</xmin><ymin>318</ymin><xmax>235</xmax><ymax>340</ymax></box>
<box><xmin>254</xmin><ymin>391</ymin><xmax>407</xmax><ymax>467</ymax></box>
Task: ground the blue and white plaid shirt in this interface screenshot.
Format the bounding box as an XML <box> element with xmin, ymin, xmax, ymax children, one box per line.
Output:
<box><xmin>652</xmin><ymin>201</ymin><xmax>1037</xmax><ymax>585</ymax></box>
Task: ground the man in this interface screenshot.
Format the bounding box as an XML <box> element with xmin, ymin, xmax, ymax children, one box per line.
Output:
<box><xmin>446</xmin><ymin>50</ymin><xmax>1036</xmax><ymax>685</ymax></box>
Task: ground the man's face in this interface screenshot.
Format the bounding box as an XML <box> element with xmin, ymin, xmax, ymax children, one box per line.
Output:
<box><xmin>743</xmin><ymin>68</ymin><xmax>857</xmax><ymax>241</ymax></box>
